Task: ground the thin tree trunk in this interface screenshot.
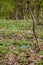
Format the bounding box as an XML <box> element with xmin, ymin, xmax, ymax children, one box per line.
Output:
<box><xmin>29</xmin><ymin>7</ymin><xmax>38</xmax><ymax>44</ymax></box>
<box><xmin>28</xmin><ymin>0</ymin><xmax>38</xmax><ymax>44</ymax></box>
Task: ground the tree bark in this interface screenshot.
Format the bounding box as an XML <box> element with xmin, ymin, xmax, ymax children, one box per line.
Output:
<box><xmin>28</xmin><ymin>0</ymin><xmax>38</xmax><ymax>44</ymax></box>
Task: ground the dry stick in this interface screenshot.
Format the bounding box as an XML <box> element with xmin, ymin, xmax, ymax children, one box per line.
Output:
<box><xmin>29</xmin><ymin>6</ymin><xmax>38</xmax><ymax>45</ymax></box>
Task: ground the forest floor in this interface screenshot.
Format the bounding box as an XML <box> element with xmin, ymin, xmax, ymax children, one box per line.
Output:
<box><xmin>0</xmin><ymin>20</ymin><xmax>43</xmax><ymax>65</ymax></box>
